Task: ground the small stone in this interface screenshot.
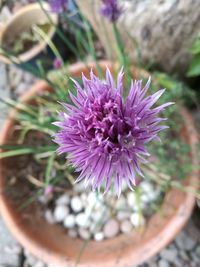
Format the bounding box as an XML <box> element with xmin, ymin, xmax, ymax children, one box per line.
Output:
<box><xmin>117</xmin><ymin>210</ymin><xmax>131</xmax><ymax>221</ymax></box>
<box><xmin>94</xmin><ymin>232</ymin><xmax>104</xmax><ymax>241</ymax></box>
<box><xmin>130</xmin><ymin>213</ymin><xmax>145</xmax><ymax>227</ymax></box>
<box><xmin>54</xmin><ymin>205</ymin><xmax>69</xmax><ymax>223</ymax></box>
<box><xmin>120</xmin><ymin>220</ymin><xmax>132</xmax><ymax>233</ymax></box>
<box><xmin>141</xmin><ymin>182</ymin><xmax>154</xmax><ymax>194</ymax></box>
<box><xmin>68</xmin><ymin>229</ymin><xmax>78</xmax><ymax>238</ymax></box>
<box><xmin>45</xmin><ymin>210</ymin><xmax>56</xmax><ymax>224</ymax></box>
<box><xmin>78</xmin><ymin>228</ymin><xmax>90</xmax><ymax>240</ymax></box>
<box><xmin>71</xmin><ymin>196</ymin><xmax>83</xmax><ymax>213</ymax></box>
<box><xmin>103</xmin><ymin>219</ymin><xmax>120</xmax><ymax>238</ymax></box>
<box><xmin>16</xmin><ymin>83</ymin><xmax>27</xmax><ymax>95</ymax></box>
<box><xmin>127</xmin><ymin>192</ymin><xmax>136</xmax><ymax>207</ymax></box>
<box><xmin>160</xmin><ymin>248</ymin><xmax>178</xmax><ymax>262</ymax></box>
<box><xmin>195</xmin><ymin>245</ymin><xmax>200</xmax><ymax>257</ymax></box>
<box><xmin>56</xmin><ymin>194</ymin><xmax>70</xmax><ymax>205</ymax></box>
<box><xmin>25</xmin><ymin>254</ymin><xmax>37</xmax><ymax>266</ymax></box>
<box><xmin>63</xmin><ymin>214</ymin><xmax>75</xmax><ymax>229</ymax></box>
<box><xmin>179</xmin><ymin>250</ymin><xmax>190</xmax><ymax>261</ymax></box>
<box><xmin>158</xmin><ymin>259</ymin><xmax>170</xmax><ymax>267</ymax></box>
<box><xmin>75</xmin><ymin>213</ymin><xmax>89</xmax><ymax>228</ymax></box>
<box><xmin>4</xmin><ymin>244</ymin><xmax>22</xmax><ymax>254</ymax></box>
<box><xmin>73</xmin><ymin>182</ymin><xmax>85</xmax><ymax>193</ymax></box>
<box><xmin>116</xmin><ymin>196</ymin><xmax>126</xmax><ymax>210</ymax></box>
<box><xmin>23</xmin><ymin>72</ymin><xmax>34</xmax><ymax>83</ymax></box>
<box><xmin>33</xmin><ymin>261</ymin><xmax>46</xmax><ymax>267</ymax></box>
<box><xmin>175</xmin><ymin>232</ymin><xmax>196</xmax><ymax>251</ymax></box>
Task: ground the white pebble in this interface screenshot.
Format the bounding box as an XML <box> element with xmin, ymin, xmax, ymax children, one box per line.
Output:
<box><xmin>54</xmin><ymin>205</ymin><xmax>69</xmax><ymax>223</ymax></box>
<box><xmin>56</xmin><ymin>194</ymin><xmax>70</xmax><ymax>205</ymax></box>
<box><xmin>73</xmin><ymin>182</ymin><xmax>85</xmax><ymax>193</ymax></box>
<box><xmin>71</xmin><ymin>196</ymin><xmax>83</xmax><ymax>213</ymax></box>
<box><xmin>33</xmin><ymin>261</ymin><xmax>46</xmax><ymax>267</ymax></box>
<box><xmin>45</xmin><ymin>210</ymin><xmax>56</xmax><ymax>224</ymax></box>
<box><xmin>75</xmin><ymin>213</ymin><xmax>89</xmax><ymax>228</ymax></box>
<box><xmin>120</xmin><ymin>220</ymin><xmax>133</xmax><ymax>233</ymax></box>
<box><xmin>117</xmin><ymin>210</ymin><xmax>131</xmax><ymax>221</ymax></box>
<box><xmin>78</xmin><ymin>228</ymin><xmax>90</xmax><ymax>240</ymax></box>
<box><xmin>130</xmin><ymin>213</ymin><xmax>145</xmax><ymax>227</ymax></box>
<box><xmin>127</xmin><ymin>192</ymin><xmax>137</xmax><ymax>207</ymax></box>
<box><xmin>141</xmin><ymin>182</ymin><xmax>154</xmax><ymax>194</ymax></box>
<box><xmin>116</xmin><ymin>196</ymin><xmax>126</xmax><ymax>210</ymax></box>
<box><xmin>63</xmin><ymin>214</ymin><xmax>75</xmax><ymax>228</ymax></box>
<box><xmin>94</xmin><ymin>232</ymin><xmax>104</xmax><ymax>241</ymax></box>
<box><xmin>103</xmin><ymin>219</ymin><xmax>120</xmax><ymax>238</ymax></box>
<box><xmin>68</xmin><ymin>229</ymin><xmax>78</xmax><ymax>238</ymax></box>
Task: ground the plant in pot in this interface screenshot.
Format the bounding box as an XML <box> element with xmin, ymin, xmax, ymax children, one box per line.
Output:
<box><xmin>0</xmin><ymin>1</ymin><xmax>199</xmax><ymax>266</ymax></box>
<box><xmin>0</xmin><ymin>1</ymin><xmax>88</xmax><ymax>74</ymax></box>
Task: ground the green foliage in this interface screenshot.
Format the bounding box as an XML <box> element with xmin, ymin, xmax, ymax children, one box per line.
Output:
<box><xmin>187</xmin><ymin>34</ymin><xmax>200</xmax><ymax>77</ymax></box>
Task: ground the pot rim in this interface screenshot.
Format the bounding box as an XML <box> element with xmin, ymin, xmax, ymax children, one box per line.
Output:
<box><xmin>0</xmin><ymin>61</ymin><xmax>199</xmax><ymax>267</ymax></box>
<box><xmin>0</xmin><ymin>2</ymin><xmax>58</xmax><ymax>64</ymax></box>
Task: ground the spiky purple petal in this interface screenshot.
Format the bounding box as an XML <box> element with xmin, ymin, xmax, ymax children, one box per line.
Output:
<box><xmin>53</xmin><ymin>68</ymin><xmax>172</xmax><ymax>195</ymax></box>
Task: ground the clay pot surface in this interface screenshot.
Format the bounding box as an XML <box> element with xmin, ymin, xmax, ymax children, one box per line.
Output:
<box><xmin>0</xmin><ymin>61</ymin><xmax>199</xmax><ymax>267</ymax></box>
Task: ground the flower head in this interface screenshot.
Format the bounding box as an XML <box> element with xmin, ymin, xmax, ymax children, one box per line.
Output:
<box><xmin>53</xmin><ymin>68</ymin><xmax>173</xmax><ymax>196</ymax></box>
<box><xmin>100</xmin><ymin>0</ymin><xmax>122</xmax><ymax>22</ymax></box>
<box><xmin>49</xmin><ymin>0</ymin><xmax>68</xmax><ymax>14</ymax></box>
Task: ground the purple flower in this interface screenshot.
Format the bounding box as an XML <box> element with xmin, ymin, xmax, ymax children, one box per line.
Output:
<box><xmin>100</xmin><ymin>0</ymin><xmax>122</xmax><ymax>22</ymax></box>
<box><xmin>53</xmin><ymin>57</ymin><xmax>63</xmax><ymax>69</ymax></box>
<box><xmin>49</xmin><ymin>0</ymin><xmax>68</xmax><ymax>14</ymax></box>
<box><xmin>53</xmin><ymin>68</ymin><xmax>173</xmax><ymax>196</ymax></box>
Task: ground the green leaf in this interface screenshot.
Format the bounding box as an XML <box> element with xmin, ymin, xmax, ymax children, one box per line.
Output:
<box><xmin>187</xmin><ymin>54</ymin><xmax>200</xmax><ymax>77</ymax></box>
<box><xmin>191</xmin><ymin>37</ymin><xmax>200</xmax><ymax>54</ymax></box>
<box><xmin>0</xmin><ymin>145</ymin><xmax>56</xmax><ymax>159</ymax></box>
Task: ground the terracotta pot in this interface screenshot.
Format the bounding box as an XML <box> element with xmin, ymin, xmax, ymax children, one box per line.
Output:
<box><xmin>0</xmin><ymin>3</ymin><xmax>58</xmax><ymax>70</ymax></box>
<box><xmin>0</xmin><ymin>61</ymin><xmax>199</xmax><ymax>267</ymax></box>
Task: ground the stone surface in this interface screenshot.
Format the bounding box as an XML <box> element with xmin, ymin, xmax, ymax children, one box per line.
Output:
<box><xmin>0</xmin><ymin>218</ymin><xmax>22</xmax><ymax>266</ymax></box>
<box><xmin>77</xmin><ymin>0</ymin><xmax>200</xmax><ymax>76</ymax></box>
<box><xmin>103</xmin><ymin>219</ymin><xmax>120</xmax><ymax>238</ymax></box>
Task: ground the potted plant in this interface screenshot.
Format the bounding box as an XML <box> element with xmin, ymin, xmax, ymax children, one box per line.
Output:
<box><xmin>0</xmin><ymin>3</ymin><xmax>59</xmax><ymax>69</ymax></box>
<box><xmin>0</xmin><ymin>1</ymin><xmax>199</xmax><ymax>266</ymax></box>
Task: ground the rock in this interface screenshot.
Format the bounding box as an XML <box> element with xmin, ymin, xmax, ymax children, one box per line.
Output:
<box><xmin>175</xmin><ymin>232</ymin><xmax>196</xmax><ymax>251</ymax></box>
<box><xmin>75</xmin><ymin>213</ymin><xmax>89</xmax><ymax>228</ymax></box>
<box><xmin>71</xmin><ymin>196</ymin><xmax>83</xmax><ymax>213</ymax></box>
<box><xmin>94</xmin><ymin>232</ymin><xmax>104</xmax><ymax>241</ymax></box>
<box><xmin>33</xmin><ymin>261</ymin><xmax>46</xmax><ymax>267</ymax></box>
<box><xmin>4</xmin><ymin>244</ymin><xmax>22</xmax><ymax>254</ymax></box>
<box><xmin>103</xmin><ymin>219</ymin><xmax>120</xmax><ymax>238</ymax></box>
<box><xmin>115</xmin><ymin>196</ymin><xmax>126</xmax><ymax>210</ymax></box>
<box><xmin>23</xmin><ymin>71</ymin><xmax>34</xmax><ymax>83</ymax></box>
<box><xmin>68</xmin><ymin>229</ymin><xmax>78</xmax><ymax>238</ymax></box>
<box><xmin>127</xmin><ymin>192</ymin><xmax>137</xmax><ymax>207</ymax></box>
<box><xmin>15</xmin><ymin>83</ymin><xmax>28</xmax><ymax>96</ymax></box>
<box><xmin>63</xmin><ymin>214</ymin><xmax>76</xmax><ymax>229</ymax></box>
<box><xmin>158</xmin><ymin>259</ymin><xmax>170</xmax><ymax>267</ymax></box>
<box><xmin>44</xmin><ymin>210</ymin><xmax>56</xmax><ymax>224</ymax></box>
<box><xmin>160</xmin><ymin>248</ymin><xmax>178</xmax><ymax>263</ymax></box>
<box><xmin>195</xmin><ymin>245</ymin><xmax>200</xmax><ymax>257</ymax></box>
<box><xmin>24</xmin><ymin>254</ymin><xmax>37</xmax><ymax>266</ymax></box>
<box><xmin>117</xmin><ymin>210</ymin><xmax>131</xmax><ymax>221</ymax></box>
<box><xmin>0</xmin><ymin>219</ymin><xmax>22</xmax><ymax>266</ymax></box>
<box><xmin>120</xmin><ymin>220</ymin><xmax>132</xmax><ymax>233</ymax></box>
<box><xmin>78</xmin><ymin>228</ymin><xmax>90</xmax><ymax>240</ymax></box>
<box><xmin>53</xmin><ymin>205</ymin><xmax>69</xmax><ymax>223</ymax></box>
<box><xmin>56</xmin><ymin>194</ymin><xmax>70</xmax><ymax>206</ymax></box>
<box><xmin>130</xmin><ymin>213</ymin><xmax>145</xmax><ymax>227</ymax></box>
<box><xmin>76</xmin><ymin>0</ymin><xmax>200</xmax><ymax>76</ymax></box>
